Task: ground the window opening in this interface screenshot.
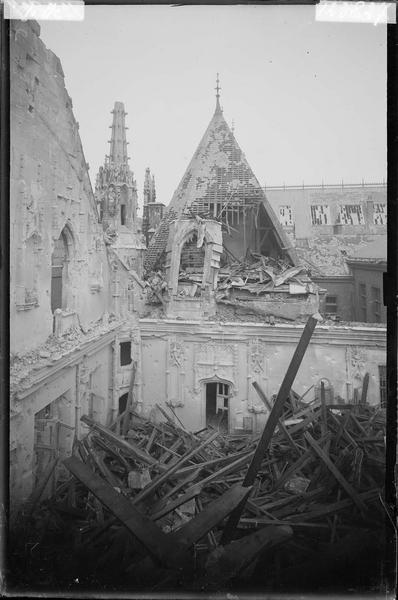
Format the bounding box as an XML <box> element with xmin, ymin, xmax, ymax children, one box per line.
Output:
<box><xmin>120</xmin><ymin>341</ymin><xmax>132</xmax><ymax>366</ymax></box>
<box><xmin>51</xmin><ymin>231</ymin><xmax>68</xmax><ymax>312</ymax></box>
<box><xmin>359</xmin><ymin>283</ymin><xmax>367</xmax><ymax>322</ymax></box>
<box><xmin>121</xmin><ymin>204</ymin><xmax>126</xmax><ymax>226</ymax></box>
<box><xmin>371</xmin><ymin>286</ymin><xmax>381</xmax><ymax>322</ymax></box>
<box><xmin>324</xmin><ymin>295</ymin><xmax>338</xmax><ymax>315</ymax></box>
<box><xmin>311</xmin><ymin>205</ymin><xmax>330</xmax><ymax>225</ymax></box>
<box><xmin>180</xmin><ymin>232</ymin><xmax>205</xmax><ymax>273</ymax></box>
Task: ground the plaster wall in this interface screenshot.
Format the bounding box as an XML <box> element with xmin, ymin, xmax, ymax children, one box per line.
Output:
<box><xmin>139</xmin><ymin>320</ymin><xmax>386</xmax><ymax>434</ymax></box>
<box><xmin>10</xmin><ymin>20</ymin><xmax>111</xmax><ymax>354</ymax></box>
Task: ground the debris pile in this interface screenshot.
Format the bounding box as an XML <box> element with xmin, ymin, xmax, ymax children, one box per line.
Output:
<box><xmin>10</xmin><ymin>386</ymin><xmax>386</xmax><ymax>593</ymax></box>
<box><xmin>216</xmin><ymin>251</ymin><xmax>317</xmax><ymax>302</ymax></box>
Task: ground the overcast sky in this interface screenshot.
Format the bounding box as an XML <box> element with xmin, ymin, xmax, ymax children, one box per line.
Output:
<box><xmin>39</xmin><ymin>5</ymin><xmax>386</xmax><ymax>213</ymax></box>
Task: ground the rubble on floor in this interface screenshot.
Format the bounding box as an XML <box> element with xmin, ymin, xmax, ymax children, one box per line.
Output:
<box><xmin>217</xmin><ymin>251</ymin><xmax>316</xmax><ymax>299</ymax></box>
<box><xmin>9</xmin><ymin>384</ymin><xmax>386</xmax><ymax>593</ymax></box>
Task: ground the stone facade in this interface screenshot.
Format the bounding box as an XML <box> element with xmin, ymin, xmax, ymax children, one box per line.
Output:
<box><xmin>10</xmin><ymin>20</ymin><xmax>112</xmax><ymax>354</ymax></box>
<box><xmin>9</xmin><ymin>21</ymin><xmax>143</xmax><ymax>511</ymax></box>
<box><xmin>139</xmin><ymin>319</ymin><xmax>386</xmax><ymax>433</ymax></box>
<box><xmin>266</xmin><ymin>183</ymin><xmax>387</xmax><ymax>242</ymax></box>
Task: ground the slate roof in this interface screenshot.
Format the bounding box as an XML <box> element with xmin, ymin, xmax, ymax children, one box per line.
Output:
<box><xmin>145</xmin><ymin>98</ymin><xmax>295</xmax><ymax>270</ymax></box>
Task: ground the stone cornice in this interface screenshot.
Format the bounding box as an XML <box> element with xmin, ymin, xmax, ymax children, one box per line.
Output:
<box><xmin>139</xmin><ymin>318</ymin><xmax>386</xmax><ymax>348</ymax></box>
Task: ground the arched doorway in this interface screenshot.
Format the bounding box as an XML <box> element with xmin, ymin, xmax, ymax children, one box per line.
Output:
<box><xmin>205</xmin><ymin>381</ymin><xmax>230</xmax><ymax>433</ymax></box>
<box><xmin>51</xmin><ymin>230</ymin><xmax>68</xmax><ymax>313</ymax></box>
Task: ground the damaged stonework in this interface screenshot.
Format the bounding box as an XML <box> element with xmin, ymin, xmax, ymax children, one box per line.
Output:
<box><xmin>9</xmin><ymin>21</ymin><xmax>144</xmax><ymax>512</ymax></box>
<box><xmin>139</xmin><ymin>318</ymin><xmax>386</xmax><ymax>435</ymax></box>
<box><xmin>10</xmin><ymin>20</ymin><xmax>111</xmax><ymax>354</ymax></box>
<box><xmin>164</xmin><ymin>216</ymin><xmax>223</xmax><ymax>319</ymax></box>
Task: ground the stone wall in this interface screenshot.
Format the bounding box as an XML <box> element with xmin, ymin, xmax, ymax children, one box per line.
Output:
<box><xmin>139</xmin><ymin>319</ymin><xmax>386</xmax><ymax>433</ymax></box>
<box><xmin>10</xmin><ymin>20</ymin><xmax>111</xmax><ymax>354</ymax></box>
<box><xmin>10</xmin><ymin>325</ymin><xmax>120</xmax><ymax>510</ymax></box>
<box><xmin>313</xmin><ymin>276</ymin><xmax>354</xmax><ymax>321</ymax></box>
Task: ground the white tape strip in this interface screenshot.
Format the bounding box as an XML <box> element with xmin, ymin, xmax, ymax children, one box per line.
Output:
<box><xmin>316</xmin><ymin>1</ymin><xmax>396</xmax><ymax>25</ymax></box>
<box><xmin>3</xmin><ymin>0</ymin><xmax>85</xmax><ymax>21</ymax></box>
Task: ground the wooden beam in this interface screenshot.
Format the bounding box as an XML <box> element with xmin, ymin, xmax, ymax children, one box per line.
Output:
<box><xmin>132</xmin><ymin>430</ymin><xmax>219</xmax><ymax>504</ymax></box>
<box><xmin>360</xmin><ymin>372</ymin><xmax>370</xmax><ymax>405</ymax></box>
<box><xmin>198</xmin><ymin>525</ymin><xmax>292</xmax><ymax>590</ymax></box>
<box><xmin>63</xmin><ymin>456</ymin><xmax>179</xmax><ymax>568</ymax></box>
<box><xmin>252</xmin><ymin>382</ymin><xmax>301</xmax><ymax>456</ymax></box>
<box><xmin>221</xmin><ymin>314</ymin><xmax>321</xmax><ymax>544</ymax></box>
<box><xmin>304</xmin><ymin>432</ymin><xmax>367</xmax><ymax>513</ymax></box>
<box><xmin>80</xmin><ymin>414</ymin><xmax>162</xmax><ymax>469</ymax></box>
<box><xmin>171</xmin><ymin>484</ymin><xmax>251</xmax><ymax>550</ymax></box>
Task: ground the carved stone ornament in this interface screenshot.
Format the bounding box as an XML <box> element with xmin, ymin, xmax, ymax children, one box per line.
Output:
<box><xmin>250</xmin><ymin>339</ymin><xmax>265</xmax><ymax>374</ymax></box>
<box><xmin>170</xmin><ymin>339</ymin><xmax>185</xmax><ymax>367</ymax></box>
<box><xmin>348</xmin><ymin>346</ymin><xmax>367</xmax><ymax>382</ymax></box>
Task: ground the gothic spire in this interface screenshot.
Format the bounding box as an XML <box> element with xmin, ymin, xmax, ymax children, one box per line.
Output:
<box><xmin>108</xmin><ymin>101</ymin><xmax>129</xmax><ymax>165</ymax></box>
<box><xmin>144</xmin><ymin>167</ymin><xmax>156</xmax><ymax>204</ymax></box>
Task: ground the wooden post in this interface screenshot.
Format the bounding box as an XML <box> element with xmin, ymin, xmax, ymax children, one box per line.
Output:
<box><xmin>360</xmin><ymin>372</ymin><xmax>370</xmax><ymax>405</ymax></box>
<box><xmin>321</xmin><ymin>380</ymin><xmax>327</xmax><ymax>438</ymax></box>
<box><xmin>221</xmin><ymin>313</ymin><xmax>321</xmax><ymax>544</ymax></box>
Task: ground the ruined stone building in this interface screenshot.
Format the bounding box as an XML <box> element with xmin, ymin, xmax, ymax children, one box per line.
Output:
<box><xmin>9</xmin><ymin>22</ymin><xmax>386</xmax><ymax>513</ymax></box>
<box><xmin>266</xmin><ymin>183</ymin><xmax>387</xmax><ymax>321</ymax></box>
<box><xmin>9</xmin><ymin>20</ymin><xmax>144</xmax><ymax>511</ymax></box>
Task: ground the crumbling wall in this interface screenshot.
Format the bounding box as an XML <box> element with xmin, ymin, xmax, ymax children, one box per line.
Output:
<box><xmin>10</xmin><ymin>20</ymin><xmax>111</xmax><ymax>354</ymax></box>
<box><xmin>10</xmin><ymin>332</ymin><xmax>116</xmax><ymax>510</ymax></box>
<box><xmin>139</xmin><ymin>319</ymin><xmax>386</xmax><ymax>434</ymax></box>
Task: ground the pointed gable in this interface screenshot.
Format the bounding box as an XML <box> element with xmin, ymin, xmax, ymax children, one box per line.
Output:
<box><xmin>146</xmin><ymin>98</ymin><xmax>297</xmax><ymax>271</ymax></box>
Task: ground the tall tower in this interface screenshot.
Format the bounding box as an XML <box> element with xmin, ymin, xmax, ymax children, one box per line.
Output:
<box><xmin>142</xmin><ymin>167</ymin><xmax>164</xmax><ymax>245</ymax></box>
<box><xmin>96</xmin><ymin>102</ymin><xmax>145</xmax><ymax>275</ymax></box>
<box><xmin>95</xmin><ymin>102</ymin><xmax>138</xmax><ymax>235</ymax></box>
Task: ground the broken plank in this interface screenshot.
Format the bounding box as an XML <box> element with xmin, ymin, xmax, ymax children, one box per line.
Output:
<box><xmin>198</xmin><ymin>525</ymin><xmax>292</xmax><ymax>589</ymax></box>
<box><xmin>304</xmin><ymin>432</ymin><xmax>367</xmax><ymax>512</ymax></box>
<box><xmin>170</xmin><ymin>484</ymin><xmax>252</xmax><ymax>550</ymax></box>
<box><xmin>252</xmin><ymin>381</ymin><xmax>301</xmax><ymax>456</ymax></box>
<box><xmin>360</xmin><ymin>372</ymin><xmax>369</xmax><ymax>405</ymax></box>
<box><xmin>80</xmin><ymin>415</ymin><xmax>163</xmax><ymax>470</ymax></box>
<box><xmin>221</xmin><ymin>314</ymin><xmax>321</xmax><ymax>544</ymax></box>
<box><xmin>132</xmin><ymin>430</ymin><xmax>219</xmax><ymax>504</ymax></box>
<box><xmin>63</xmin><ymin>456</ymin><xmax>179</xmax><ymax>569</ymax></box>
<box><xmin>150</xmin><ymin>483</ymin><xmax>203</xmax><ymax>521</ymax></box>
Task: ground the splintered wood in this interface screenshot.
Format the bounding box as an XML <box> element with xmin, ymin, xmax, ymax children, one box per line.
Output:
<box><xmin>29</xmin><ymin>388</ymin><xmax>384</xmax><ymax>592</ymax></box>
<box><xmin>15</xmin><ymin>317</ymin><xmax>385</xmax><ymax>594</ymax></box>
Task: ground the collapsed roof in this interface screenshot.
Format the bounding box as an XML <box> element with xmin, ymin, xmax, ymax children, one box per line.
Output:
<box><xmin>145</xmin><ymin>91</ymin><xmax>297</xmax><ymax>271</ymax></box>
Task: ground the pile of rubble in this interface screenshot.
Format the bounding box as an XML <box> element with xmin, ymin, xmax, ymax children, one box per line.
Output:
<box><xmin>217</xmin><ymin>252</ymin><xmax>316</xmax><ymax>298</ymax></box>
<box><xmin>9</xmin><ymin>383</ymin><xmax>386</xmax><ymax>593</ymax></box>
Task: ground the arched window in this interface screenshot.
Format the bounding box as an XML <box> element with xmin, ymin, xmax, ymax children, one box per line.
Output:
<box><xmin>180</xmin><ymin>232</ymin><xmax>205</xmax><ymax>273</ymax></box>
<box><xmin>51</xmin><ymin>227</ymin><xmax>72</xmax><ymax>312</ymax></box>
